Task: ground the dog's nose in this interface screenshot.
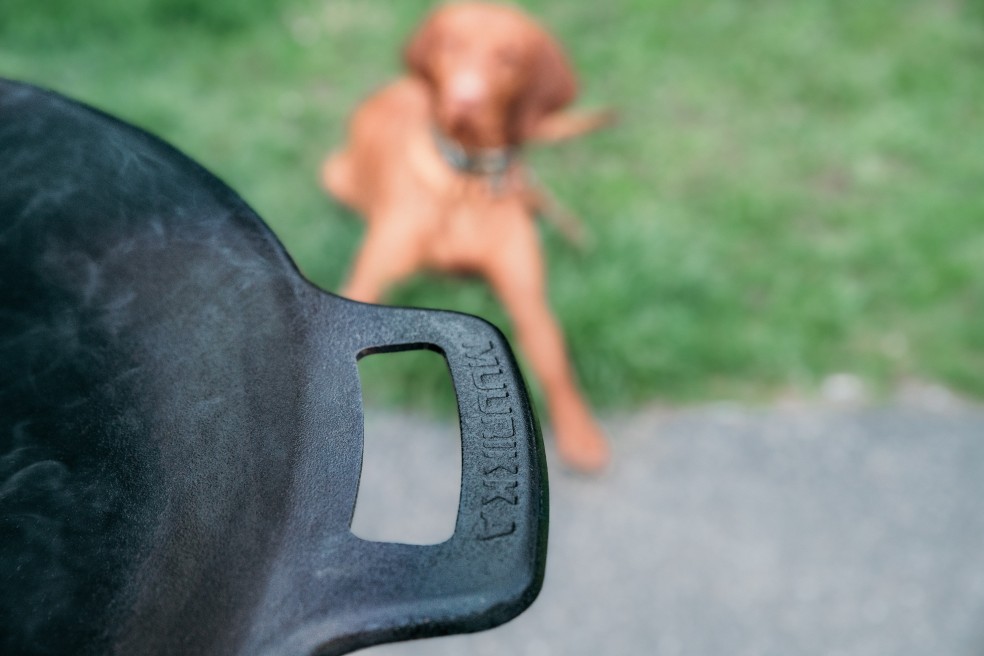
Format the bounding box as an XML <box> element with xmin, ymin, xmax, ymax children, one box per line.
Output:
<box><xmin>446</xmin><ymin>70</ymin><xmax>488</xmax><ymax>109</ymax></box>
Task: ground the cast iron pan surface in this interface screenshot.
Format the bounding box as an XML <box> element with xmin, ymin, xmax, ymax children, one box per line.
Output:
<box><xmin>0</xmin><ymin>78</ymin><xmax>548</xmax><ymax>656</ymax></box>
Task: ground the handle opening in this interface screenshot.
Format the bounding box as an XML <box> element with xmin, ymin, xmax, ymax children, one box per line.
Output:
<box><xmin>351</xmin><ymin>347</ymin><xmax>462</xmax><ymax>545</ymax></box>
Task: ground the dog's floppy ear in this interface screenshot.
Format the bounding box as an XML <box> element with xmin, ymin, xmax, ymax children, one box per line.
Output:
<box><xmin>403</xmin><ymin>8</ymin><xmax>442</xmax><ymax>84</ymax></box>
<box><xmin>513</xmin><ymin>28</ymin><xmax>578</xmax><ymax>143</ymax></box>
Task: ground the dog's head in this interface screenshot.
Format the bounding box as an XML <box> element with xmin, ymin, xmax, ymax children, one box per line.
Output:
<box><xmin>405</xmin><ymin>1</ymin><xmax>577</xmax><ymax>149</ymax></box>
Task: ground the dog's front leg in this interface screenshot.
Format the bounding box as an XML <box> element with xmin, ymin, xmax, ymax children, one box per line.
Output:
<box><xmin>341</xmin><ymin>219</ymin><xmax>424</xmax><ymax>304</ymax></box>
<box><xmin>482</xmin><ymin>209</ymin><xmax>610</xmax><ymax>472</ymax></box>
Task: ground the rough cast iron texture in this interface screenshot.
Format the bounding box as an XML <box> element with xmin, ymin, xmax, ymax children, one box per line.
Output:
<box><xmin>0</xmin><ymin>78</ymin><xmax>548</xmax><ymax>656</ymax></box>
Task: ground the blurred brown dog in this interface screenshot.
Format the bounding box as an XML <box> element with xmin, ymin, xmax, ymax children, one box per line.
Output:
<box><xmin>322</xmin><ymin>2</ymin><xmax>612</xmax><ymax>471</ymax></box>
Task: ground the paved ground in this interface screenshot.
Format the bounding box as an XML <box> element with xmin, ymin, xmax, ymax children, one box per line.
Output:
<box><xmin>355</xmin><ymin>397</ymin><xmax>984</xmax><ymax>656</ymax></box>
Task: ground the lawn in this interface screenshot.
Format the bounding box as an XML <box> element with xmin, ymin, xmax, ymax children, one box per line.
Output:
<box><xmin>2</xmin><ymin>0</ymin><xmax>982</xmax><ymax>412</ymax></box>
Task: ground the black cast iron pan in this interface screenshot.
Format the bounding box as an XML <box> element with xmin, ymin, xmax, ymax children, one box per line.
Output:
<box><xmin>0</xmin><ymin>78</ymin><xmax>547</xmax><ymax>656</ymax></box>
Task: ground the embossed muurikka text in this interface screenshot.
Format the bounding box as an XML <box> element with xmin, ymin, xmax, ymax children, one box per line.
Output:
<box><xmin>462</xmin><ymin>341</ymin><xmax>519</xmax><ymax>541</ymax></box>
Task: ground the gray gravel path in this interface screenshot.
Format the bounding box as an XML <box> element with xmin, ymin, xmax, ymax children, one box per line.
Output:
<box><xmin>356</xmin><ymin>401</ymin><xmax>984</xmax><ymax>656</ymax></box>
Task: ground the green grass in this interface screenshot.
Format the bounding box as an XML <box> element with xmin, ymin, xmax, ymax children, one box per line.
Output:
<box><xmin>2</xmin><ymin>0</ymin><xmax>982</xmax><ymax>412</ymax></box>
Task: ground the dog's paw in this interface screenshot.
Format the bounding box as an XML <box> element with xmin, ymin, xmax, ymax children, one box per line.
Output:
<box><xmin>556</xmin><ymin>421</ymin><xmax>611</xmax><ymax>474</ymax></box>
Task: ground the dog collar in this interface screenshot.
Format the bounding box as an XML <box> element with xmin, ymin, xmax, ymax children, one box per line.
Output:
<box><xmin>431</xmin><ymin>126</ymin><xmax>518</xmax><ymax>179</ymax></box>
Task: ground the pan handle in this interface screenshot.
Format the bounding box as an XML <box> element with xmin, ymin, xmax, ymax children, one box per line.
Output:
<box><xmin>340</xmin><ymin>300</ymin><xmax>548</xmax><ymax>645</ymax></box>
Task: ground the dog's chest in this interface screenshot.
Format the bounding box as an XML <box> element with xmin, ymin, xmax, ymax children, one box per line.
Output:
<box><xmin>423</xmin><ymin>192</ymin><xmax>517</xmax><ymax>271</ymax></box>
<box><xmin>405</xmin><ymin>139</ymin><xmax>529</xmax><ymax>272</ymax></box>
